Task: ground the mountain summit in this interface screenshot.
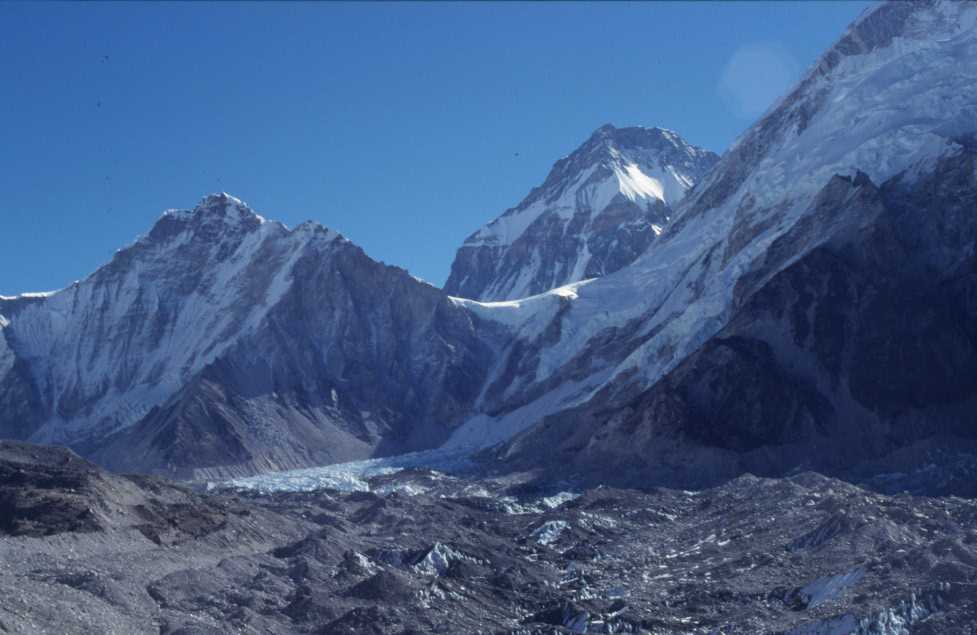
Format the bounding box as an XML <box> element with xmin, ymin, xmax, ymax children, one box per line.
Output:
<box><xmin>3</xmin><ymin>0</ymin><xmax>977</xmax><ymax>491</ymax></box>
<box><xmin>0</xmin><ymin>194</ymin><xmax>495</xmax><ymax>479</ymax></box>
<box><xmin>487</xmin><ymin>0</ymin><xmax>977</xmax><ymax>485</ymax></box>
<box><xmin>444</xmin><ymin>124</ymin><xmax>718</xmax><ymax>301</ymax></box>
<box><xmin>6</xmin><ymin>4</ymin><xmax>977</xmax><ymax>632</ymax></box>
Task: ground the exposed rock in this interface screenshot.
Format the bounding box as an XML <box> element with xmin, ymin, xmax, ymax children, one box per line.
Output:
<box><xmin>0</xmin><ymin>194</ymin><xmax>502</xmax><ymax>479</ymax></box>
<box><xmin>3</xmin><ymin>444</ymin><xmax>977</xmax><ymax>633</ymax></box>
<box><xmin>445</xmin><ymin>124</ymin><xmax>718</xmax><ymax>301</ymax></box>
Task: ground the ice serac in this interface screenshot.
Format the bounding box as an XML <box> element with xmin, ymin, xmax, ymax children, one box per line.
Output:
<box><xmin>444</xmin><ymin>124</ymin><xmax>718</xmax><ymax>301</ymax></box>
<box><xmin>479</xmin><ymin>0</ymin><xmax>977</xmax><ymax>485</ymax></box>
<box><xmin>0</xmin><ymin>193</ymin><xmax>500</xmax><ymax>479</ymax></box>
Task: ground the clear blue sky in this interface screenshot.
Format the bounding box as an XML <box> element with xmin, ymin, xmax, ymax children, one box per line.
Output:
<box><xmin>0</xmin><ymin>1</ymin><xmax>871</xmax><ymax>295</ymax></box>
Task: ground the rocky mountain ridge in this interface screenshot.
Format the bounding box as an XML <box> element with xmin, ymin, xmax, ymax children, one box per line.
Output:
<box><xmin>444</xmin><ymin>124</ymin><xmax>718</xmax><ymax>301</ymax></box>
<box><xmin>4</xmin><ymin>3</ymin><xmax>977</xmax><ymax>632</ymax></box>
<box><xmin>0</xmin><ymin>194</ymin><xmax>501</xmax><ymax>479</ymax></box>
<box><xmin>2</xmin><ymin>1</ymin><xmax>977</xmax><ymax>492</ymax></box>
<box><xmin>468</xmin><ymin>0</ymin><xmax>977</xmax><ymax>488</ymax></box>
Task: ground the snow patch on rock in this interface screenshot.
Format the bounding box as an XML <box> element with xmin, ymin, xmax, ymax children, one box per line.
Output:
<box><xmin>532</xmin><ymin>520</ymin><xmax>570</xmax><ymax>546</ymax></box>
<box><xmin>412</xmin><ymin>543</ymin><xmax>483</xmax><ymax>577</ymax></box>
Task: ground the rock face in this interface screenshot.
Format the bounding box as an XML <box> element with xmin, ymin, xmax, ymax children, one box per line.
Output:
<box><xmin>476</xmin><ymin>0</ymin><xmax>977</xmax><ymax>485</ymax></box>
<box><xmin>497</xmin><ymin>156</ymin><xmax>977</xmax><ymax>489</ymax></box>
<box><xmin>0</xmin><ymin>194</ymin><xmax>500</xmax><ymax>479</ymax></box>
<box><xmin>0</xmin><ymin>440</ymin><xmax>233</xmax><ymax>541</ymax></box>
<box><xmin>444</xmin><ymin>124</ymin><xmax>718</xmax><ymax>301</ymax></box>
<box><xmin>6</xmin><ymin>4</ymin><xmax>977</xmax><ymax>631</ymax></box>
<box><xmin>3</xmin><ymin>1</ymin><xmax>977</xmax><ymax>493</ymax></box>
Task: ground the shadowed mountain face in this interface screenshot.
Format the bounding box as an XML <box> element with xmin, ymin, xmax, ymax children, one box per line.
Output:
<box><xmin>0</xmin><ymin>194</ymin><xmax>503</xmax><ymax>480</ymax></box>
<box><xmin>6</xmin><ymin>4</ymin><xmax>977</xmax><ymax>631</ymax></box>
<box><xmin>2</xmin><ymin>1</ymin><xmax>977</xmax><ymax>495</ymax></box>
<box><xmin>445</xmin><ymin>124</ymin><xmax>718</xmax><ymax>301</ymax></box>
<box><xmin>494</xmin><ymin>151</ymin><xmax>977</xmax><ymax>492</ymax></box>
<box><xmin>469</xmin><ymin>0</ymin><xmax>977</xmax><ymax>490</ymax></box>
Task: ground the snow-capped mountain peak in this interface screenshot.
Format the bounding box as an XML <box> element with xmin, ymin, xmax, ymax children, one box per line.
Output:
<box><xmin>0</xmin><ymin>194</ymin><xmax>350</xmax><ymax>448</ymax></box>
<box><xmin>683</xmin><ymin>0</ymin><xmax>977</xmax><ymax>227</ymax></box>
<box><xmin>154</xmin><ymin>193</ymin><xmax>271</xmax><ymax>237</ymax></box>
<box><xmin>0</xmin><ymin>192</ymin><xmax>497</xmax><ymax>478</ymax></box>
<box><xmin>444</xmin><ymin>124</ymin><xmax>719</xmax><ymax>301</ymax></box>
<box><xmin>5</xmin><ymin>0</ymin><xmax>977</xmax><ymax>496</ymax></box>
<box><xmin>470</xmin><ymin>0</ymin><xmax>977</xmax><ymax>480</ymax></box>
<box><xmin>158</xmin><ymin>192</ymin><xmax>263</xmax><ymax>226</ymax></box>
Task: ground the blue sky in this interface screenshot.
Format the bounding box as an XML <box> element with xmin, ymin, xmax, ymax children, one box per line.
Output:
<box><xmin>0</xmin><ymin>1</ymin><xmax>871</xmax><ymax>295</ymax></box>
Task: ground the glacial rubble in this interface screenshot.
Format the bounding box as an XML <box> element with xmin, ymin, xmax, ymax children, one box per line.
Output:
<box><xmin>3</xmin><ymin>442</ymin><xmax>977</xmax><ymax>634</ymax></box>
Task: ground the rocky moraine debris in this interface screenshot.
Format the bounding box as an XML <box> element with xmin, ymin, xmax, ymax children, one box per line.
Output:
<box><xmin>1</xmin><ymin>442</ymin><xmax>976</xmax><ymax>634</ymax></box>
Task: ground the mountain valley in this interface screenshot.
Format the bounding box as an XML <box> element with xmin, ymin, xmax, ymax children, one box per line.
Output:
<box><xmin>3</xmin><ymin>1</ymin><xmax>977</xmax><ymax>632</ymax></box>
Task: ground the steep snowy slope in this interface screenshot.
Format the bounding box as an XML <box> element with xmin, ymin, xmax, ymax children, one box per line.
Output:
<box><xmin>445</xmin><ymin>125</ymin><xmax>718</xmax><ymax>300</ymax></box>
<box><xmin>466</xmin><ymin>0</ymin><xmax>977</xmax><ymax>480</ymax></box>
<box><xmin>0</xmin><ymin>194</ymin><xmax>501</xmax><ymax>478</ymax></box>
<box><xmin>3</xmin><ymin>1</ymin><xmax>975</xmax><ymax>485</ymax></box>
<box><xmin>1</xmin><ymin>195</ymin><xmax>330</xmax><ymax>444</ymax></box>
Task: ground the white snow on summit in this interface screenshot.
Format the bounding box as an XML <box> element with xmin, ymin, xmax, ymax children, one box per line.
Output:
<box><xmin>446</xmin><ymin>125</ymin><xmax>718</xmax><ymax>301</ymax></box>
<box><xmin>1</xmin><ymin>193</ymin><xmax>346</xmax><ymax>445</ymax></box>
<box><xmin>469</xmin><ymin>149</ymin><xmax>685</xmax><ymax>250</ymax></box>
<box><xmin>439</xmin><ymin>0</ymin><xmax>977</xmax><ymax>453</ymax></box>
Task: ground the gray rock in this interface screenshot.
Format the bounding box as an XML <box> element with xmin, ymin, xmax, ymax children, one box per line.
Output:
<box><xmin>0</xmin><ymin>194</ymin><xmax>502</xmax><ymax>479</ymax></box>
<box><xmin>3</xmin><ymin>443</ymin><xmax>977</xmax><ymax>633</ymax></box>
<box><xmin>445</xmin><ymin>124</ymin><xmax>718</xmax><ymax>301</ymax></box>
<box><xmin>495</xmin><ymin>149</ymin><xmax>977</xmax><ymax>494</ymax></box>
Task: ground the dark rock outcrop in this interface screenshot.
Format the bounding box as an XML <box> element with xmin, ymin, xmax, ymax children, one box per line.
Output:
<box><xmin>4</xmin><ymin>444</ymin><xmax>977</xmax><ymax>633</ymax></box>
<box><xmin>496</xmin><ymin>148</ymin><xmax>977</xmax><ymax>492</ymax></box>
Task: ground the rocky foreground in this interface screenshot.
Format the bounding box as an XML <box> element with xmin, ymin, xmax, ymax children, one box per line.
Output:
<box><xmin>1</xmin><ymin>441</ymin><xmax>976</xmax><ymax>634</ymax></box>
